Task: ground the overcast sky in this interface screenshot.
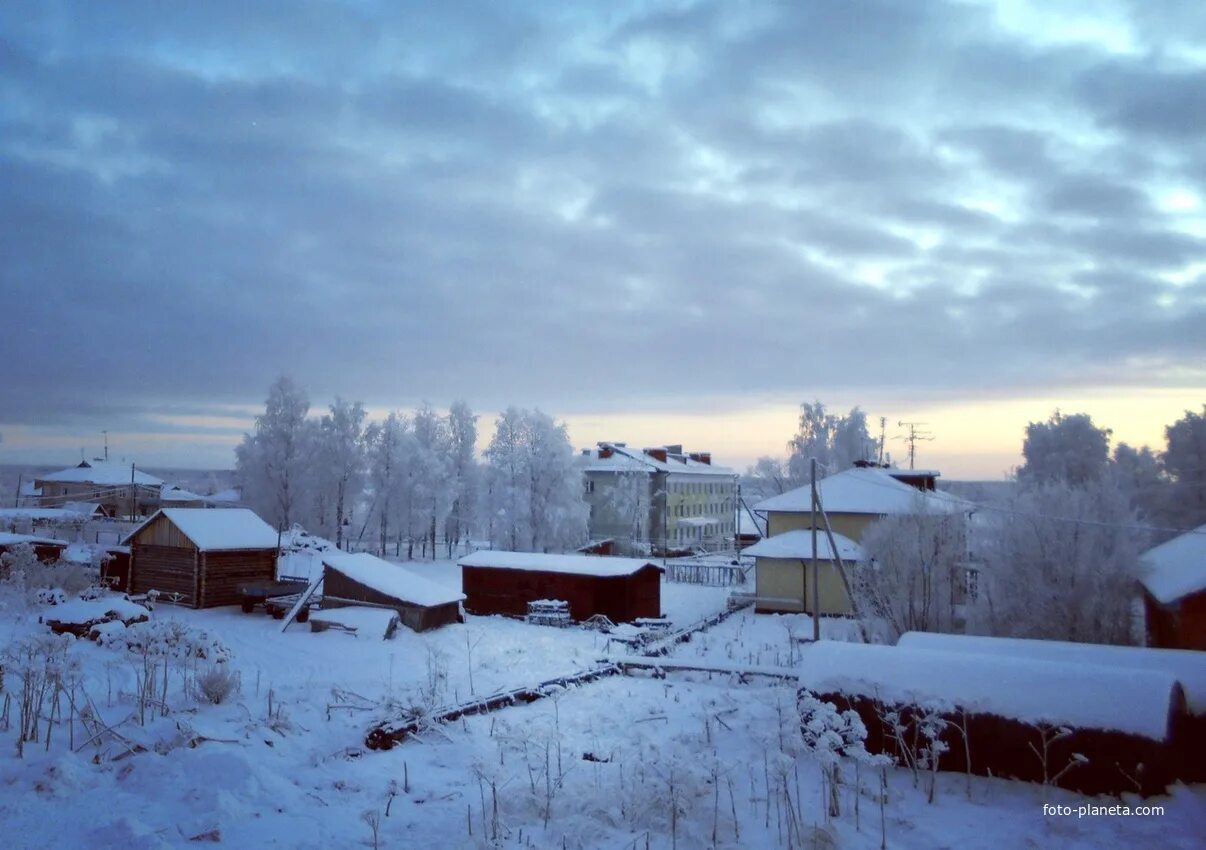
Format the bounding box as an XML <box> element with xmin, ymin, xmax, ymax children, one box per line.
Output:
<box><xmin>1</xmin><ymin>0</ymin><xmax>1204</xmax><ymax>478</ymax></box>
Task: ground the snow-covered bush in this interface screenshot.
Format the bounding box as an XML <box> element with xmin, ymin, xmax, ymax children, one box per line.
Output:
<box><xmin>194</xmin><ymin>664</ymin><xmax>241</xmax><ymax>705</ymax></box>
<box><xmin>100</xmin><ymin>620</ymin><xmax>233</xmax><ymax>722</ymax></box>
<box><xmin>0</xmin><ymin>545</ymin><xmax>96</xmax><ymax>611</ymax></box>
<box><xmin>107</xmin><ymin>619</ymin><xmax>231</xmax><ymax>663</ymax></box>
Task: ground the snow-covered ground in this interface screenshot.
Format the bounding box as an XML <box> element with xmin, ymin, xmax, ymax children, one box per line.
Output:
<box><xmin>0</xmin><ymin>558</ymin><xmax>1202</xmax><ymax>848</ymax></box>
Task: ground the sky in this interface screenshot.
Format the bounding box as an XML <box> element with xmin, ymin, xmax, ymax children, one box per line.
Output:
<box><xmin>1</xmin><ymin>0</ymin><xmax>1204</xmax><ymax>479</ymax></box>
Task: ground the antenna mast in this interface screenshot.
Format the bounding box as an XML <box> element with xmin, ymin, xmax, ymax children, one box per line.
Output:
<box><xmin>897</xmin><ymin>421</ymin><xmax>934</xmax><ymax>470</ymax></box>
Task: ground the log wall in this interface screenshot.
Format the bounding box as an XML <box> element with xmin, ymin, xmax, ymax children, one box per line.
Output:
<box><xmin>199</xmin><ymin>549</ymin><xmax>277</xmax><ymax>608</ymax></box>
<box><xmin>130</xmin><ymin>544</ymin><xmax>198</xmax><ymax>605</ymax></box>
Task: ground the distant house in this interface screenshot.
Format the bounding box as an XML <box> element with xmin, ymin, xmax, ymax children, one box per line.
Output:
<box><xmin>753</xmin><ymin>466</ymin><xmax>970</xmax><ymax>542</ymax></box>
<box><xmin>580</xmin><ymin>442</ymin><xmax>737</xmax><ymax>556</ymax></box>
<box><xmin>321</xmin><ymin>552</ymin><xmax>464</xmax><ymax>632</ymax></box>
<box><xmin>123</xmin><ymin>508</ymin><xmax>279</xmax><ymax>608</ymax></box>
<box><xmin>0</xmin><ymin>532</ymin><xmax>69</xmax><ymax>564</ymax></box>
<box><xmin>160</xmin><ymin>486</ymin><xmax>213</xmax><ymax>509</ymax></box>
<box><xmin>749</xmin><ymin>466</ymin><xmax>973</xmax><ymax>615</ymax></box>
<box><xmin>459</xmin><ymin>550</ymin><xmax>663</xmax><ymax>623</ymax></box>
<box><xmin>35</xmin><ymin>460</ymin><xmax>164</xmax><ymax>519</ymax></box>
<box><xmin>1142</xmin><ymin>525</ymin><xmax>1206</xmax><ymax>650</ymax></box>
<box><xmin>743</xmin><ymin>529</ymin><xmax>863</xmax><ymax>615</ymax></box>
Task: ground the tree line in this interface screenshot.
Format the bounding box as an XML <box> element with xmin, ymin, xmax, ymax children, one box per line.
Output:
<box><xmin>235</xmin><ymin>378</ymin><xmax>588</xmax><ymax>556</ymax></box>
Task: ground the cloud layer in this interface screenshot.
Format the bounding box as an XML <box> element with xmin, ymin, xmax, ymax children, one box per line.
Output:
<box><xmin>2</xmin><ymin>0</ymin><xmax>1203</xmax><ymax>458</ymax></box>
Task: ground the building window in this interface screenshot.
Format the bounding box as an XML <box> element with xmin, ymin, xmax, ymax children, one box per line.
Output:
<box><xmin>585</xmin><ymin>480</ymin><xmax>595</xmax><ymax>494</ymax></box>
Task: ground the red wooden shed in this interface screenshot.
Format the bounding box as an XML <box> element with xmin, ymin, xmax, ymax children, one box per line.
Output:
<box><xmin>1142</xmin><ymin>524</ymin><xmax>1206</xmax><ymax>650</ymax></box>
<box><xmin>458</xmin><ymin>550</ymin><xmax>663</xmax><ymax>623</ymax></box>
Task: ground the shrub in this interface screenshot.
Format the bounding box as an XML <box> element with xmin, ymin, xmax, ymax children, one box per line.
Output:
<box><xmin>194</xmin><ymin>664</ymin><xmax>241</xmax><ymax>705</ymax></box>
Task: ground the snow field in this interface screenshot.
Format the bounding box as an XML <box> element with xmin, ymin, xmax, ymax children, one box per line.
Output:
<box><xmin>0</xmin><ymin>563</ymin><xmax>1203</xmax><ymax>848</ymax></box>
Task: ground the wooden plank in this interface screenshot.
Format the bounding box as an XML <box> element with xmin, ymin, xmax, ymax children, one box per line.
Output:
<box><xmin>280</xmin><ymin>573</ymin><xmax>324</xmax><ymax>633</ymax></box>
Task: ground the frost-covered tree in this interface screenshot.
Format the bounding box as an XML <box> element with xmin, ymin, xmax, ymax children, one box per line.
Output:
<box><xmin>602</xmin><ymin>468</ymin><xmax>651</xmax><ymax>554</ymax></box>
<box><xmin>235</xmin><ymin>377</ymin><xmax>315</xmax><ymax>529</ymax></box>
<box><xmin>526</xmin><ymin>411</ymin><xmax>590</xmax><ymax>552</ymax></box>
<box><xmin>855</xmin><ymin>505</ymin><xmax>972</xmax><ymax>641</ymax></box>
<box><xmin>312</xmin><ymin>398</ymin><xmax>367</xmax><ymax>549</ymax></box>
<box><xmin>483</xmin><ymin>408</ymin><xmax>588</xmax><ymax>552</ymax></box>
<box><xmin>484</xmin><ymin>407</ymin><xmax>530</xmax><ymax>551</ymax></box>
<box><xmin>745</xmin><ymin>456</ymin><xmax>790</xmax><ymax>500</ymax></box>
<box><xmin>1162</xmin><ymin>405</ymin><xmax>1206</xmax><ymax>529</ymax></box>
<box><xmin>445</xmin><ymin>401</ymin><xmax>478</xmax><ymax>556</ymax></box>
<box><xmin>980</xmin><ymin>477</ymin><xmax>1144</xmax><ymax>645</ymax></box>
<box><xmin>364</xmin><ymin>412</ymin><xmax>406</xmax><ymax>556</ymax></box>
<box><xmin>1112</xmin><ymin>442</ymin><xmax>1167</xmax><ymax>526</ymax></box>
<box><xmin>1017</xmin><ymin>410</ymin><xmax>1111</xmax><ymax>487</ymax></box>
<box><xmin>411</xmin><ymin>404</ymin><xmax>454</xmax><ymax>559</ymax></box>
<box><xmin>787</xmin><ymin>401</ymin><xmax>872</xmax><ymax>486</ymax></box>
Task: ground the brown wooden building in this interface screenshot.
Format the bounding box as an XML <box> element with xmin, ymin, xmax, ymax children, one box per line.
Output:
<box><xmin>321</xmin><ymin>552</ymin><xmax>464</xmax><ymax>632</ymax></box>
<box><xmin>0</xmin><ymin>532</ymin><xmax>69</xmax><ymax>564</ymax></box>
<box><xmin>1142</xmin><ymin>524</ymin><xmax>1206</xmax><ymax>650</ymax></box>
<box><xmin>123</xmin><ymin>508</ymin><xmax>279</xmax><ymax>608</ymax></box>
<box><xmin>458</xmin><ymin>550</ymin><xmax>663</xmax><ymax>623</ymax></box>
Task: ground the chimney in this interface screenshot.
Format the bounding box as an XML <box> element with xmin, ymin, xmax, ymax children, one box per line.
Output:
<box><xmin>644</xmin><ymin>447</ymin><xmax>668</xmax><ymax>463</ymax></box>
<box><xmin>664</xmin><ymin>444</ymin><xmax>683</xmax><ymax>455</ymax></box>
<box><xmin>698</xmin><ymin>452</ymin><xmax>711</xmax><ymax>465</ymax></box>
<box><xmin>598</xmin><ymin>446</ymin><xmax>614</xmax><ymax>460</ymax></box>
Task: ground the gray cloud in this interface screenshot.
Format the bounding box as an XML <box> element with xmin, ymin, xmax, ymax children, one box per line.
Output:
<box><xmin>1</xmin><ymin>0</ymin><xmax>1204</xmax><ymax>461</ymax></box>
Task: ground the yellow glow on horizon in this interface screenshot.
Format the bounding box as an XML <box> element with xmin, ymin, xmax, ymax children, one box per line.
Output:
<box><xmin>3</xmin><ymin>388</ymin><xmax>1202</xmax><ymax>481</ymax></box>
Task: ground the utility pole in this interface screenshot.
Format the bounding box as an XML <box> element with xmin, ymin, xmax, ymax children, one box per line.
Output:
<box><xmin>877</xmin><ymin>417</ymin><xmax>887</xmax><ymax>466</ymax></box>
<box><xmin>103</xmin><ymin>430</ymin><xmax>109</xmax><ymax>461</ymax></box>
<box><xmin>897</xmin><ymin>421</ymin><xmax>934</xmax><ymax>470</ymax></box>
<box><xmin>811</xmin><ymin>457</ymin><xmax>820</xmax><ymax>642</ymax></box>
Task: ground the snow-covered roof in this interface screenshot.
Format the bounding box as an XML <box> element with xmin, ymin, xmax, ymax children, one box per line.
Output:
<box><xmin>61</xmin><ymin>501</ymin><xmax>105</xmax><ymax>517</ymax></box>
<box><xmin>123</xmin><ymin>508</ymin><xmax>279</xmax><ymax>551</ymax></box>
<box><xmin>738</xmin><ymin>504</ymin><xmax>765</xmax><ymax>537</ymax></box>
<box><xmin>0</xmin><ymin>532</ymin><xmax>67</xmax><ymax>548</ymax></box>
<box><xmin>798</xmin><ymin>640</ymin><xmax>1179</xmax><ymax>741</ymax></box>
<box><xmin>743</xmin><ymin>529</ymin><xmax>863</xmax><ymax>561</ymax></box>
<box><xmin>0</xmin><ymin>506</ymin><xmax>93</xmax><ymax>522</ymax></box>
<box><xmin>459</xmin><ymin>550</ymin><xmax>664</xmax><ymax>577</ymax></box>
<box><xmin>897</xmin><ymin>632</ymin><xmax>1206</xmax><ymax>715</ymax></box>
<box><xmin>160</xmin><ymin>486</ymin><xmax>209</xmax><ymax>503</ymax></box>
<box><xmin>582</xmin><ymin>444</ymin><xmax>735</xmax><ymax>477</ymax></box>
<box><xmin>322</xmin><ymin>552</ymin><xmax>465</xmax><ymax>607</ymax></box>
<box><xmin>38</xmin><ymin>461</ymin><xmax>163</xmax><ymax>486</ymax></box>
<box><xmin>753</xmin><ymin>467</ymin><xmax>972</xmax><ymax>516</ymax></box>
<box><xmin>1140</xmin><ymin>524</ymin><xmax>1206</xmax><ymax>604</ymax></box>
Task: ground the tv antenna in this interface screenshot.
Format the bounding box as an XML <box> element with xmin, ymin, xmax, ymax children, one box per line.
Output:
<box><xmin>897</xmin><ymin>421</ymin><xmax>934</xmax><ymax>469</ymax></box>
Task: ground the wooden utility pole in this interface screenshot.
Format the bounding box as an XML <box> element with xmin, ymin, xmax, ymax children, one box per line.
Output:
<box><xmin>811</xmin><ymin>457</ymin><xmax>820</xmax><ymax>642</ymax></box>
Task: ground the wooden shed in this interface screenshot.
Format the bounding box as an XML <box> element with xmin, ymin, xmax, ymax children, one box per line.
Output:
<box><xmin>1141</xmin><ymin>524</ymin><xmax>1206</xmax><ymax>650</ymax></box>
<box><xmin>321</xmin><ymin>552</ymin><xmax>464</xmax><ymax>632</ymax></box>
<box><xmin>0</xmin><ymin>532</ymin><xmax>69</xmax><ymax>564</ymax></box>
<box><xmin>458</xmin><ymin>551</ymin><xmax>663</xmax><ymax>623</ymax></box>
<box><xmin>123</xmin><ymin>508</ymin><xmax>279</xmax><ymax>608</ymax></box>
